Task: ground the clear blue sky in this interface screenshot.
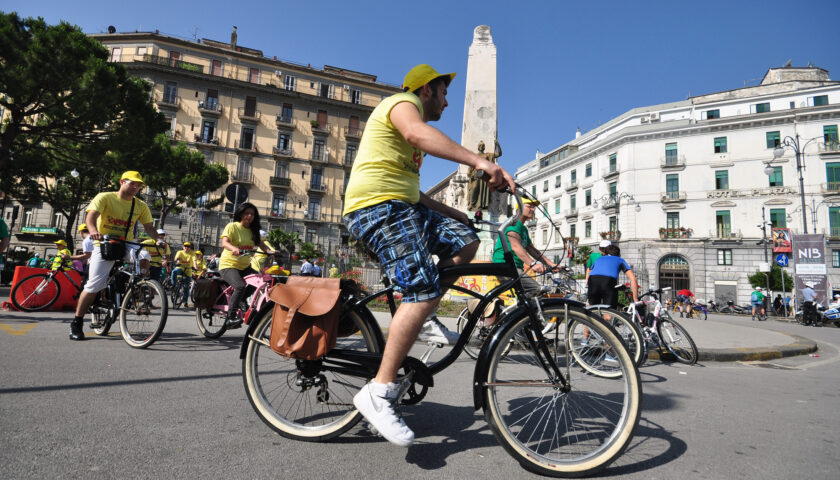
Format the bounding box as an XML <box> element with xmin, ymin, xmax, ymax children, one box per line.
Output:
<box><xmin>6</xmin><ymin>0</ymin><xmax>840</xmax><ymax>189</ymax></box>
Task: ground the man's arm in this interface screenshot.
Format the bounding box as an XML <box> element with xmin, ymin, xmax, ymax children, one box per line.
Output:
<box><xmin>505</xmin><ymin>231</ymin><xmax>544</xmax><ymax>273</ymax></box>
<box><xmin>142</xmin><ymin>222</ymin><xmax>159</xmax><ymax>241</ymax></box>
<box><xmin>389</xmin><ymin>101</ymin><xmax>515</xmax><ymax>192</ymax></box>
<box><xmin>86</xmin><ymin>211</ymin><xmax>102</xmax><ymax>240</ymax></box>
<box><xmin>626</xmin><ymin>270</ymin><xmax>640</xmax><ymax>302</ymax></box>
<box><xmin>525</xmin><ymin>243</ymin><xmax>557</xmax><ymax>269</ymax></box>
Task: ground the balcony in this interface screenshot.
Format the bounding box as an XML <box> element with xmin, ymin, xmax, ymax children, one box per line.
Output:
<box><xmin>275</xmin><ymin>114</ymin><xmax>294</xmax><ymax>128</ymax></box>
<box><xmin>267</xmin><ymin>209</ymin><xmax>286</xmax><ymax>219</ymax></box>
<box><xmin>820</xmin><ymin>182</ymin><xmax>840</xmax><ymax>195</ymax></box>
<box><xmin>565</xmin><ymin>208</ymin><xmax>579</xmax><ymax>218</ymax></box>
<box><xmin>238</xmin><ymin>108</ymin><xmax>261</xmax><ymax>123</ymax></box>
<box><xmin>601</xmin><ymin>167</ymin><xmax>620</xmax><ymax>179</ymax></box>
<box><xmin>272</xmin><ymin>146</ymin><xmax>293</xmax><ymax>158</ymax></box>
<box><xmin>269</xmin><ymin>176</ymin><xmax>291</xmax><ymax>189</ymax></box>
<box><xmin>157</xmin><ymin>94</ymin><xmax>180</xmax><ymax>110</ymax></box>
<box><xmin>599</xmin><ymin>231</ymin><xmax>622</xmax><ymax>242</ymax></box>
<box><xmin>311</xmin><ymin>121</ymin><xmax>330</xmax><ymax>135</ymax></box>
<box><xmin>344</xmin><ymin>126</ymin><xmax>363</xmax><ymax>140</ymax></box>
<box><xmin>344</xmin><ymin>156</ymin><xmax>355</xmax><ymax>169</ymax></box>
<box><xmin>304</xmin><ymin>212</ymin><xmax>324</xmax><ymax>222</ymax></box>
<box><xmin>231</xmin><ymin>172</ymin><xmax>253</xmax><ymax>184</ymax></box>
<box><xmin>197</xmin><ymin>101</ymin><xmax>222</xmax><ymax>116</ymax></box>
<box><xmin>311</xmin><ymin>151</ymin><xmax>329</xmax><ymax>164</ymax></box>
<box><xmin>193</xmin><ymin>134</ymin><xmax>221</xmax><ymax>149</ymax></box>
<box><xmin>819</xmin><ymin>141</ymin><xmax>840</xmax><ymax>154</ymax></box>
<box><xmin>234</xmin><ymin>139</ymin><xmax>258</xmax><ymax>153</ymax></box>
<box><xmin>660</xmin><ymin>191</ymin><xmax>687</xmax><ymax>203</ymax></box>
<box><xmin>659</xmin><ymin>227</ymin><xmax>693</xmax><ymax>239</ymax></box>
<box><xmin>308</xmin><ymin>183</ymin><xmax>327</xmax><ymax>194</ymax></box>
<box><xmin>565</xmin><ymin>181</ymin><xmax>579</xmax><ymax>192</ymax></box>
<box><xmin>828</xmin><ymin>226</ymin><xmax>840</xmax><ymax>240</ymax></box>
<box><xmin>140</xmin><ymin>54</ymin><xmax>204</xmax><ymax>74</ymax></box>
<box><xmin>711</xmin><ymin>229</ymin><xmax>742</xmax><ymax>241</ymax></box>
<box><xmin>660</xmin><ymin>155</ymin><xmax>686</xmax><ymax>170</ymax></box>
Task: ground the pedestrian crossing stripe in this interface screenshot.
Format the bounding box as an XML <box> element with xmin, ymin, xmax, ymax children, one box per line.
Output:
<box><xmin>0</xmin><ymin>324</ymin><xmax>38</xmax><ymax>336</ymax></box>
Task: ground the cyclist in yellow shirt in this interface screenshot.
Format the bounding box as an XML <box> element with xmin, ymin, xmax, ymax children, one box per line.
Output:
<box><xmin>193</xmin><ymin>250</ymin><xmax>208</xmax><ymax>279</ymax></box>
<box><xmin>250</xmin><ymin>229</ymin><xmax>276</xmax><ymax>272</ymax></box>
<box><xmin>51</xmin><ymin>239</ymin><xmax>73</xmax><ymax>270</ymax></box>
<box><xmin>171</xmin><ymin>242</ymin><xmax>196</xmax><ymax>307</ymax></box>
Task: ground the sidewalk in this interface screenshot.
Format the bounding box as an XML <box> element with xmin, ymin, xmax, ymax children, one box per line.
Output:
<box><xmin>371</xmin><ymin>310</ymin><xmax>818</xmax><ymax>362</ymax></box>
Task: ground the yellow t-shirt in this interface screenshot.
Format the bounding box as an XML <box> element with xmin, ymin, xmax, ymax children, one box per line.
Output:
<box><xmin>342</xmin><ymin>92</ymin><xmax>425</xmax><ymax>215</ymax></box>
<box><xmin>250</xmin><ymin>239</ymin><xmax>275</xmax><ymax>272</ymax></box>
<box><xmin>220</xmin><ymin>222</ymin><xmax>255</xmax><ymax>270</ymax></box>
<box><xmin>87</xmin><ymin>192</ymin><xmax>153</xmax><ymax>241</ymax></box>
<box><xmin>193</xmin><ymin>257</ymin><xmax>206</xmax><ymax>275</ymax></box>
<box><xmin>146</xmin><ymin>243</ymin><xmax>171</xmax><ymax>267</ymax></box>
<box><xmin>174</xmin><ymin>250</ymin><xmax>195</xmax><ymax>276</ymax></box>
<box><xmin>51</xmin><ymin>248</ymin><xmax>72</xmax><ymax>270</ymax></box>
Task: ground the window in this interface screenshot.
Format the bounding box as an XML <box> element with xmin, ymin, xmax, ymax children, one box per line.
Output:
<box><xmin>827</xmin><ymin>163</ymin><xmax>840</xmax><ymax>192</ymax></box>
<box><xmin>832</xmin><ymin>250</ymin><xmax>840</xmax><ymax>268</ymax></box>
<box><xmin>271</xmin><ymin>193</ymin><xmax>286</xmax><ymax>217</ymax></box>
<box><xmin>609</xmin><ymin>216</ymin><xmax>617</xmax><ymax>232</ymax></box>
<box><xmin>307</xmin><ymin>198</ymin><xmax>321</xmax><ymax>220</ymax></box>
<box><xmin>555</xmin><ymin>175</ymin><xmax>562</xmax><ymax>188</ymax></box>
<box><xmin>52</xmin><ymin>211</ymin><xmax>64</xmax><ymax>229</ymax></box>
<box><xmin>716</xmin><ymin>210</ymin><xmax>731</xmax><ymax>237</ymax></box>
<box><xmin>585</xmin><ymin>189</ymin><xmax>591</xmax><ymax>206</ymax></box>
<box><xmin>531</xmin><ymin>185</ymin><xmax>536</xmax><ymax>197</ymax></box>
<box><xmin>541</xmin><ymin>229</ymin><xmax>548</xmax><ymax>244</ymax></box>
<box><xmin>280</xmin><ymin>103</ymin><xmax>293</xmax><ymax>123</ymax></box>
<box><xmin>249</xmin><ymin>68</ymin><xmax>260</xmax><ymax>84</ymax></box>
<box><xmin>570</xmin><ymin>169</ymin><xmax>577</xmax><ymax>185</ymax></box>
<box><xmin>163</xmin><ymin>81</ymin><xmax>177</xmax><ymax>104</ymax></box>
<box><xmin>109</xmin><ymin>47</ymin><xmax>121</xmax><ymax>62</ymax></box>
<box><xmin>316</xmin><ymin>110</ymin><xmax>328</xmax><ymax>129</ymax></box>
<box><xmin>609</xmin><ymin>182</ymin><xmax>617</xmax><ymax>201</ymax></box>
<box><xmin>825</xmin><ymin>125</ymin><xmax>839</xmax><ymax>149</ymax></box>
<box><xmin>351</xmin><ymin>89</ymin><xmax>362</xmax><ymax>104</ymax></box>
<box><xmin>665</xmin><ymin>174</ymin><xmax>679</xmax><ymax>199</ymax></box>
<box><xmin>313</xmin><ymin>138</ymin><xmax>326</xmax><ymax>161</ymax></box>
<box><xmin>770</xmin><ymin>208</ymin><xmax>786</xmax><ymax>228</ymax></box>
<box><xmin>212</xmin><ymin>59</ymin><xmax>222</xmax><ymax>76</ymax></box>
<box><xmin>168</xmin><ymin>50</ymin><xmax>180</xmax><ymax>67</ymax></box>
<box><xmin>714</xmin><ymin>137</ymin><xmax>727</xmax><ymax>153</ymax></box>
<box><xmin>585</xmin><ymin>163</ymin><xmax>592</xmax><ymax>177</ymax></box>
<box><xmin>704</xmin><ymin>109</ymin><xmax>720</xmax><ymax>120</ymax></box>
<box><xmin>543</xmin><ymin>180</ymin><xmax>548</xmax><ymax>192</ymax></box>
<box><xmin>200</xmin><ymin>120</ymin><xmax>216</xmax><ymax>143</ymax></box>
<box><xmin>284</xmin><ymin>75</ymin><xmax>297</xmax><ymax>91</ymax></box>
<box><xmin>766</xmin><ymin>131</ymin><xmax>781</xmax><ymax>149</ymax></box>
<box><xmin>311</xmin><ymin>167</ymin><xmax>324</xmax><ymax>189</ymax></box>
<box><xmin>23</xmin><ymin>208</ymin><xmax>34</xmax><ymax>227</ymax></box>
<box><xmin>244</xmin><ymin>96</ymin><xmax>257</xmax><ymax>117</ymax></box>
<box><xmin>570</xmin><ymin>194</ymin><xmax>576</xmax><ymax>210</ymax></box>
<box><xmin>137</xmin><ymin>46</ymin><xmax>147</xmax><ymax>57</ymax></box>
<box><xmin>715</xmin><ymin>170</ymin><xmax>729</xmax><ymax>190</ymax></box>
<box><xmin>667</xmin><ymin>212</ymin><xmax>680</xmax><ymax>229</ymax></box>
<box><xmin>609</xmin><ymin>153</ymin><xmax>617</xmax><ymax>173</ymax></box>
<box><xmin>768</xmin><ymin>166</ymin><xmax>783</xmax><ymax>186</ymax></box>
<box><xmin>274</xmin><ymin>161</ymin><xmax>289</xmax><ymax>178</ymax></box>
<box><xmin>204</xmin><ymin>89</ymin><xmax>219</xmax><ymax>111</ymax></box>
<box><xmin>554</xmin><ymin>199</ymin><xmax>561</xmax><ymax>215</ymax></box>
<box><xmin>665</xmin><ymin>143</ymin><xmax>678</xmax><ymax>164</ymax></box>
<box><xmin>236</xmin><ymin>156</ymin><xmax>252</xmax><ymax>181</ymax></box>
<box><xmin>812</xmin><ymin>95</ymin><xmax>829</xmax><ymax>107</ymax></box>
<box><xmin>570</xmin><ymin>224</ymin><xmax>576</xmax><ymax>239</ymax></box>
<box><xmin>319</xmin><ymin>83</ymin><xmax>335</xmax><ymax>99</ymax></box>
<box><xmin>277</xmin><ymin>133</ymin><xmax>291</xmax><ymax>151</ymax></box>
<box><xmin>239</xmin><ymin>126</ymin><xmax>255</xmax><ymax>150</ymax></box>
<box><xmin>753</xmin><ymin>102</ymin><xmax>771</xmax><ymax>113</ymax></box>
<box><xmin>830</xmin><ymin>207</ymin><xmax>840</xmax><ymax>237</ymax></box>
<box><xmin>348</xmin><ymin>115</ymin><xmax>361</xmax><ymax>136</ymax></box>
<box><xmin>345</xmin><ymin>144</ymin><xmax>357</xmax><ymax>165</ymax></box>
<box><xmin>717</xmin><ymin>249</ymin><xmax>733</xmax><ymax>265</ymax></box>
<box><xmin>585</xmin><ymin>221</ymin><xmax>592</xmax><ymax>238</ymax></box>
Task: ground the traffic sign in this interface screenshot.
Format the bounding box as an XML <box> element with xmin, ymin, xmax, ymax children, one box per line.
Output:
<box><xmin>775</xmin><ymin>253</ymin><xmax>789</xmax><ymax>267</ymax></box>
<box><xmin>224</xmin><ymin>184</ymin><xmax>248</xmax><ymax>204</ymax></box>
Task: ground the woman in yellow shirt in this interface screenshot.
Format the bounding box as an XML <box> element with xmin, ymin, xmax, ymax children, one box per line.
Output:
<box><xmin>220</xmin><ymin>202</ymin><xmax>273</xmax><ymax>328</ymax></box>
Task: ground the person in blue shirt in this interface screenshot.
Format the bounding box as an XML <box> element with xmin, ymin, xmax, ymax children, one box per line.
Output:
<box><xmin>587</xmin><ymin>244</ymin><xmax>639</xmax><ymax>308</ymax></box>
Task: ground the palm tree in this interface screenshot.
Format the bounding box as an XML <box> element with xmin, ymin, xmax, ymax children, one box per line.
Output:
<box><xmin>268</xmin><ymin>228</ymin><xmax>298</xmax><ymax>267</ymax></box>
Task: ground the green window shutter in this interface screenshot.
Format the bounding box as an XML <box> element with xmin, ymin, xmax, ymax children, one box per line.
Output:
<box><xmin>827</xmin><ymin>163</ymin><xmax>840</xmax><ymax>192</ymax></box>
<box><xmin>830</xmin><ymin>207</ymin><xmax>840</xmax><ymax>237</ymax></box>
<box><xmin>768</xmin><ymin>166</ymin><xmax>783</xmax><ymax>186</ymax></box>
<box><xmin>714</xmin><ymin>137</ymin><xmax>727</xmax><ymax>153</ymax></box>
<box><xmin>766</xmin><ymin>131</ymin><xmax>780</xmax><ymax>149</ymax></box>
<box><xmin>715</xmin><ymin>170</ymin><xmax>729</xmax><ymax>190</ymax></box>
<box><xmin>824</xmin><ymin>125</ymin><xmax>839</xmax><ymax>145</ymax></box>
<box><xmin>769</xmin><ymin>208</ymin><xmax>786</xmax><ymax>228</ymax></box>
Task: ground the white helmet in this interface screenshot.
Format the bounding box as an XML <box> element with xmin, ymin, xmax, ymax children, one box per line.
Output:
<box><xmin>805</xmin><ymin>282</ymin><xmax>815</xmax><ymax>288</ymax></box>
<box><xmin>259</xmin><ymin>229</ymin><xmax>267</xmax><ymax>237</ymax></box>
<box><xmin>156</xmin><ymin>228</ymin><xmax>166</xmax><ymax>235</ymax></box>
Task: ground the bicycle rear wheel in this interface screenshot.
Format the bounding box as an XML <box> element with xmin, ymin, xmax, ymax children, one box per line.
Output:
<box><xmin>692</xmin><ymin>305</ymin><xmax>707</xmax><ymax>320</ymax></box>
<box><xmin>243</xmin><ymin>306</ymin><xmax>384</xmax><ymax>441</ymax></box>
<box><xmin>586</xmin><ymin>306</ymin><xmax>645</xmax><ymax>368</ymax></box>
<box><xmin>482</xmin><ymin>303</ymin><xmax>641</xmax><ymax>477</ymax></box>
<box><xmin>657</xmin><ymin>317</ymin><xmax>698</xmax><ymax>365</ymax></box>
<box><xmin>120</xmin><ymin>279</ymin><xmax>168</xmax><ymax>348</ymax></box>
<box><xmin>90</xmin><ymin>290</ymin><xmax>116</xmax><ymax>336</ymax></box>
<box><xmin>11</xmin><ymin>274</ymin><xmax>61</xmax><ymax>312</ymax></box>
<box><xmin>196</xmin><ymin>306</ymin><xmax>228</xmax><ymax>338</ymax></box>
<box><xmin>170</xmin><ymin>278</ymin><xmax>184</xmax><ymax>309</ymax></box>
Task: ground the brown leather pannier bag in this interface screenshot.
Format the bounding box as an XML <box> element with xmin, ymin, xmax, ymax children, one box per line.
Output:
<box><xmin>268</xmin><ymin>276</ymin><xmax>342</xmax><ymax>360</ymax></box>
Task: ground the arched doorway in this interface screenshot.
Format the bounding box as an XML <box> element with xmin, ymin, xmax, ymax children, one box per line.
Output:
<box><xmin>658</xmin><ymin>254</ymin><xmax>690</xmax><ymax>299</ymax></box>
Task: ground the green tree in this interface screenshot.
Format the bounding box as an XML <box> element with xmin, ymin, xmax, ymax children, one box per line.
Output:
<box><xmin>268</xmin><ymin>228</ymin><xmax>299</xmax><ymax>266</ymax></box>
<box><xmin>0</xmin><ymin>13</ymin><xmax>165</xmax><ymax>197</ymax></box>
<box><xmin>142</xmin><ymin>135</ymin><xmax>229</xmax><ymax>226</ymax></box>
<box><xmin>748</xmin><ymin>265</ymin><xmax>794</xmax><ymax>292</ymax></box>
<box><xmin>297</xmin><ymin>241</ymin><xmax>323</xmax><ymax>262</ymax></box>
<box><xmin>574</xmin><ymin>245</ymin><xmax>592</xmax><ymax>266</ymax></box>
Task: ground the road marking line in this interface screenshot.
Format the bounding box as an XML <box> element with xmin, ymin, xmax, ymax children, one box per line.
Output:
<box><xmin>0</xmin><ymin>323</ymin><xmax>38</xmax><ymax>336</ymax></box>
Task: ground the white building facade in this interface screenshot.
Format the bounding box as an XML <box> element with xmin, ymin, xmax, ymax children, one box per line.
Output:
<box><xmin>515</xmin><ymin>66</ymin><xmax>840</xmax><ymax>304</ymax></box>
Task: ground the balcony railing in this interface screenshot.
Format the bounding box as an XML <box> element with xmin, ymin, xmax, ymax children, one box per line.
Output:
<box><xmin>712</xmin><ymin>228</ymin><xmax>742</xmax><ymax>240</ymax></box>
<box><xmin>231</xmin><ymin>172</ymin><xmax>253</xmax><ymax>184</ymax></box>
<box><xmin>272</xmin><ymin>146</ymin><xmax>293</xmax><ymax>157</ymax></box>
<box><xmin>659</xmin><ymin>227</ymin><xmax>693</xmax><ymax>239</ymax></box>
<box><xmin>311</xmin><ymin>151</ymin><xmax>329</xmax><ymax>164</ymax></box>
<box><xmin>565</xmin><ymin>181</ymin><xmax>579</xmax><ymax>192</ymax></box>
<box><xmin>234</xmin><ymin>139</ymin><xmax>257</xmax><ymax>152</ymax></box>
<box><xmin>193</xmin><ymin>134</ymin><xmax>221</xmax><ymax>147</ymax></box>
<box><xmin>819</xmin><ymin>141</ymin><xmax>840</xmax><ymax>153</ymax></box>
<box><xmin>304</xmin><ymin>212</ymin><xmax>324</xmax><ymax>222</ymax></box>
<box><xmin>268</xmin><ymin>209</ymin><xmax>286</xmax><ymax>218</ymax></box>
<box><xmin>269</xmin><ymin>176</ymin><xmax>291</xmax><ymax>188</ymax></box>
<box><xmin>311</xmin><ymin>121</ymin><xmax>330</xmax><ymax>134</ymax></box>
<box><xmin>565</xmin><ymin>208</ymin><xmax>578</xmax><ymax>218</ymax></box>
<box><xmin>821</xmin><ymin>182</ymin><xmax>840</xmax><ymax>194</ymax></box>
<box><xmin>275</xmin><ymin>114</ymin><xmax>294</xmax><ymax>127</ymax></box>
<box><xmin>344</xmin><ymin>126</ymin><xmax>363</xmax><ymax>139</ymax></box>
<box><xmin>661</xmin><ymin>191</ymin><xmax>687</xmax><ymax>202</ymax></box>
<box><xmin>238</xmin><ymin>108</ymin><xmax>261</xmax><ymax>123</ymax></box>
<box><xmin>601</xmin><ymin>167</ymin><xmax>620</xmax><ymax>179</ymax></box>
<box><xmin>828</xmin><ymin>226</ymin><xmax>840</xmax><ymax>239</ymax></box>
<box><xmin>660</xmin><ymin>155</ymin><xmax>686</xmax><ymax>169</ymax></box>
<box><xmin>308</xmin><ymin>183</ymin><xmax>327</xmax><ymax>193</ymax></box>
<box><xmin>197</xmin><ymin>101</ymin><xmax>222</xmax><ymax>115</ymax></box>
<box><xmin>157</xmin><ymin>94</ymin><xmax>180</xmax><ymax>109</ymax></box>
<box><xmin>141</xmin><ymin>54</ymin><xmax>205</xmax><ymax>73</ymax></box>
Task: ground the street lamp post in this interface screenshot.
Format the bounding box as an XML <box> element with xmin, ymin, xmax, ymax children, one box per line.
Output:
<box><xmin>772</xmin><ymin>134</ymin><xmax>822</xmax><ymax>233</ymax></box>
<box><xmin>759</xmin><ymin>206</ymin><xmax>771</xmax><ymax>298</ymax></box>
<box><xmin>592</xmin><ymin>192</ymin><xmax>641</xmax><ymax>241</ymax></box>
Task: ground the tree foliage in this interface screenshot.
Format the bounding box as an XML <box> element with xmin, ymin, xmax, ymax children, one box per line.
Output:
<box><xmin>574</xmin><ymin>245</ymin><xmax>592</xmax><ymax>266</ymax></box>
<box><xmin>297</xmin><ymin>241</ymin><xmax>323</xmax><ymax>261</ymax></box>
<box><xmin>267</xmin><ymin>228</ymin><xmax>299</xmax><ymax>267</ymax></box>
<box><xmin>748</xmin><ymin>265</ymin><xmax>794</xmax><ymax>292</ymax></box>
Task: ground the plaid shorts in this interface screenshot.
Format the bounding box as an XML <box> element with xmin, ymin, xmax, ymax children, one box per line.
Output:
<box><xmin>344</xmin><ymin>200</ymin><xmax>478</xmax><ymax>303</ymax></box>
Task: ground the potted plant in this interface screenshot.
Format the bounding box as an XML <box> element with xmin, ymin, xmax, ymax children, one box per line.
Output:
<box><xmin>659</xmin><ymin>227</ymin><xmax>666</xmax><ymax>239</ymax></box>
<box><xmin>310</xmin><ymin>119</ymin><xmax>320</xmax><ymax>129</ymax></box>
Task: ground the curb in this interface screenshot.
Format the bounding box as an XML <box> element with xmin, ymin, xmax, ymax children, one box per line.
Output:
<box><xmin>646</xmin><ymin>332</ymin><xmax>818</xmax><ymax>362</ymax></box>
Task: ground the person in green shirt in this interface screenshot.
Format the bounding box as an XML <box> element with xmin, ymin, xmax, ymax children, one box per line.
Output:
<box><xmin>492</xmin><ymin>198</ymin><xmax>558</xmax><ymax>296</ymax></box>
<box><xmin>585</xmin><ymin>239</ymin><xmax>611</xmax><ymax>286</ymax></box>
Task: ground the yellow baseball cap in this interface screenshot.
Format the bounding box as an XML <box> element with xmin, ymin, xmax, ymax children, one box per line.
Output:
<box><xmin>195</xmin><ymin>250</ymin><xmax>202</xmax><ymax>255</ymax></box>
<box><xmin>54</xmin><ymin>239</ymin><xmax>67</xmax><ymax>246</ymax></box>
<box><xmin>402</xmin><ymin>64</ymin><xmax>456</xmax><ymax>93</ymax></box>
<box><xmin>77</xmin><ymin>223</ymin><xmax>88</xmax><ymax>232</ymax></box>
<box><xmin>120</xmin><ymin>171</ymin><xmax>145</xmax><ymax>184</ymax></box>
<box><xmin>523</xmin><ymin>198</ymin><xmax>541</xmax><ymax>206</ymax></box>
<box><xmin>183</xmin><ymin>242</ymin><xmax>193</xmax><ymax>247</ymax></box>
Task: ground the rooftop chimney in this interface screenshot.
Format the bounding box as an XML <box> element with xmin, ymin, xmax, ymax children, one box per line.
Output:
<box><xmin>231</xmin><ymin>26</ymin><xmax>237</xmax><ymax>50</ymax></box>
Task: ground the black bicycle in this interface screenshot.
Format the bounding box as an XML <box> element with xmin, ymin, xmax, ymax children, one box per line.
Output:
<box><xmin>239</xmin><ymin>186</ymin><xmax>642</xmax><ymax>477</ymax></box>
<box><xmin>88</xmin><ymin>238</ymin><xmax>169</xmax><ymax>349</ymax></box>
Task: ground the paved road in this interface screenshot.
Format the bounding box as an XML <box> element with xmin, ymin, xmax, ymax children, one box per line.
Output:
<box><xmin>1</xmin><ymin>307</ymin><xmax>839</xmax><ymax>479</ymax></box>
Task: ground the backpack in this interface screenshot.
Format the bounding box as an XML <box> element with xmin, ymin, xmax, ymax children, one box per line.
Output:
<box><xmin>751</xmin><ymin>291</ymin><xmax>760</xmax><ymax>302</ymax></box>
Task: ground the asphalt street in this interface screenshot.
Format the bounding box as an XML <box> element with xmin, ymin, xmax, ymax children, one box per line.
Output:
<box><xmin>1</xmin><ymin>307</ymin><xmax>839</xmax><ymax>479</ymax></box>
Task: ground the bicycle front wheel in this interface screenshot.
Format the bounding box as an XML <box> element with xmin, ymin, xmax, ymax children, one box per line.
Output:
<box><xmin>482</xmin><ymin>304</ymin><xmax>642</xmax><ymax>477</ymax></box>
<box><xmin>657</xmin><ymin>317</ymin><xmax>698</xmax><ymax>365</ymax></box>
<box><xmin>456</xmin><ymin>306</ymin><xmax>503</xmax><ymax>359</ymax></box>
<box><xmin>586</xmin><ymin>306</ymin><xmax>645</xmax><ymax>368</ymax></box>
<box><xmin>120</xmin><ymin>279</ymin><xmax>168</xmax><ymax>348</ymax></box>
<box><xmin>243</xmin><ymin>306</ymin><xmax>384</xmax><ymax>441</ymax></box>
<box><xmin>11</xmin><ymin>274</ymin><xmax>61</xmax><ymax>312</ymax></box>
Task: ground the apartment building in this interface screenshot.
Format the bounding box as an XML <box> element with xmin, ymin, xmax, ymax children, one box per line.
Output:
<box><xmin>514</xmin><ymin>65</ymin><xmax>840</xmax><ymax>304</ymax></box>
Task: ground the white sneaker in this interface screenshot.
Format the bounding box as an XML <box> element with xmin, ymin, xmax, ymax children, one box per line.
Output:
<box><xmin>418</xmin><ymin>316</ymin><xmax>460</xmax><ymax>345</ymax></box>
<box><xmin>353</xmin><ymin>381</ymin><xmax>414</xmax><ymax>447</ymax></box>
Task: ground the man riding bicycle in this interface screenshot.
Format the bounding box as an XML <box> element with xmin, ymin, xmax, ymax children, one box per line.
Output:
<box><xmin>342</xmin><ymin>63</ymin><xmax>514</xmax><ymax>447</ymax></box>
<box><xmin>69</xmin><ymin>171</ymin><xmax>159</xmax><ymax>341</ymax></box>
<box><xmin>171</xmin><ymin>242</ymin><xmax>196</xmax><ymax>308</ymax></box>
<box><xmin>676</xmin><ymin>288</ymin><xmax>694</xmax><ymax>318</ymax></box>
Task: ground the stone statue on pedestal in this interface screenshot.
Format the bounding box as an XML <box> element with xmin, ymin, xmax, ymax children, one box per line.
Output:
<box><xmin>468</xmin><ymin>140</ymin><xmax>504</xmax><ymax>215</ymax></box>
